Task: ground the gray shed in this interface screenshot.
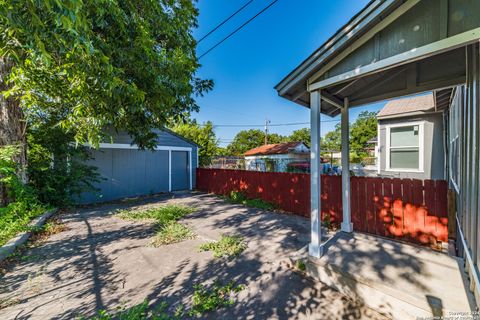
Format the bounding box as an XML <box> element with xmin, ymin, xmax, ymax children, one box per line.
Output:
<box><xmin>79</xmin><ymin>129</ymin><xmax>198</xmax><ymax>203</ymax></box>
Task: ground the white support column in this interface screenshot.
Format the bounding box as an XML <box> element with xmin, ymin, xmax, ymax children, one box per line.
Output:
<box><xmin>341</xmin><ymin>97</ymin><xmax>353</xmax><ymax>233</ymax></box>
<box><xmin>189</xmin><ymin>150</ymin><xmax>193</xmax><ymax>190</ymax></box>
<box><xmin>168</xmin><ymin>150</ymin><xmax>172</xmax><ymax>192</ymax></box>
<box><xmin>309</xmin><ymin>90</ymin><xmax>324</xmax><ymax>258</ymax></box>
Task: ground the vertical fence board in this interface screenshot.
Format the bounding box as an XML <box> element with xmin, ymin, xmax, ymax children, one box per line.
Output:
<box><xmin>413</xmin><ymin>179</ymin><xmax>427</xmax><ymax>244</ymax></box>
<box><xmin>358</xmin><ymin>177</ymin><xmax>368</xmax><ymax>233</ymax></box>
<box><xmin>351</xmin><ymin>177</ymin><xmax>361</xmax><ymax>230</ymax></box>
<box><xmin>424</xmin><ymin>180</ymin><xmax>437</xmax><ymax>245</ymax></box>
<box><xmin>392</xmin><ymin>178</ymin><xmax>404</xmax><ymax>238</ymax></box>
<box><xmin>382</xmin><ymin>178</ymin><xmax>394</xmax><ymax>238</ymax></box>
<box><xmin>401</xmin><ymin>179</ymin><xmax>414</xmax><ymax>242</ymax></box>
<box><xmin>366</xmin><ymin>178</ymin><xmax>376</xmax><ymax>234</ymax></box>
<box><xmin>435</xmin><ymin>180</ymin><xmax>449</xmax><ymax>242</ymax></box>
<box><xmin>373</xmin><ymin>178</ymin><xmax>385</xmax><ymax>236</ymax></box>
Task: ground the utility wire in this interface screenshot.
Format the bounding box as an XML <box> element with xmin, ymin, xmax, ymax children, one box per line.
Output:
<box><xmin>198</xmin><ymin>0</ymin><xmax>279</xmax><ymax>59</ymax></box>
<box><xmin>197</xmin><ymin>0</ymin><xmax>255</xmax><ymax>44</ymax></box>
<box><xmin>199</xmin><ymin>120</ymin><xmax>340</xmax><ymax>128</ymax></box>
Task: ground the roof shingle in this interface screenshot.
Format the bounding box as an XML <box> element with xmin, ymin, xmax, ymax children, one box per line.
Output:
<box><xmin>377</xmin><ymin>94</ymin><xmax>435</xmax><ymax>118</ymax></box>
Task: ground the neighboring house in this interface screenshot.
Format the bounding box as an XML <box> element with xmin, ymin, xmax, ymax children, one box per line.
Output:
<box><xmin>79</xmin><ymin>128</ymin><xmax>198</xmax><ymax>203</ymax></box>
<box><xmin>376</xmin><ymin>94</ymin><xmax>446</xmax><ymax>180</ymax></box>
<box><xmin>209</xmin><ymin>156</ymin><xmax>244</xmax><ymax>169</ymax></box>
<box><xmin>244</xmin><ymin>142</ymin><xmax>309</xmax><ymax>172</ymax></box>
<box><xmin>365</xmin><ymin>137</ymin><xmax>377</xmax><ymax>159</ymax></box>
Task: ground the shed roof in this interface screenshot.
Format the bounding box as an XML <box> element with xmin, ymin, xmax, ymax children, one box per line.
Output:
<box><xmin>244</xmin><ymin>142</ymin><xmax>306</xmax><ymax>156</ymax></box>
<box><xmin>377</xmin><ymin>94</ymin><xmax>435</xmax><ymax>119</ymax></box>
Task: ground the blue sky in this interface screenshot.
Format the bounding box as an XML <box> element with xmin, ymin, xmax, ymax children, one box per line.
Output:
<box><xmin>192</xmin><ymin>0</ymin><xmax>386</xmax><ymax>146</ymax></box>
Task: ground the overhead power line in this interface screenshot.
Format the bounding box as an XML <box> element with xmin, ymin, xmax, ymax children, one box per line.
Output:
<box><xmin>200</xmin><ymin>120</ymin><xmax>339</xmax><ymax>128</ymax></box>
<box><xmin>197</xmin><ymin>0</ymin><xmax>255</xmax><ymax>44</ymax></box>
<box><xmin>198</xmin><ymin>0</ymin><xmax>279</xmax><ymax>59</ymax></box>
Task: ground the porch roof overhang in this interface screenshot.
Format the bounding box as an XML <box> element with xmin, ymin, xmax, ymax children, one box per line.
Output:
<box><xmin>275</xmin><ymin>0</ymin><xmax>480</xmax><ymax>115</ymax></box>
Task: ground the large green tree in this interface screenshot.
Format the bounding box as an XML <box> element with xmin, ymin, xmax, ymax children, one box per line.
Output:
<box><xmin>320</xmin><ymin>111</ymin><xmax>377</xmax><ymax>161</ymax></box>
<box><xmin>322</xmin><ymin>123</ymin><xmax>341</xmax><ymax>151</ymax></box>
<box><xmin>350</xmin><ymin>111</ymin><xmax>378</xmax><ymax>152</ymax></box>
<box><xmin>287</xmin><ymin>127</ymin><xmax>310</xmax><ymax>146</ymax></box>
<box><xmin>0</xmin><ymin>0</ymin><xmax>212</xmax><ymax>183</ymax></box>
<box><xmin>226</xmin><ymin>129</ymin><xmax>285</xmax><ymax>155</ymax></box>
<box><xmin>171</xmin><ymin>120</ymin><xmax>218</xmax><ymax>166</ymax></box>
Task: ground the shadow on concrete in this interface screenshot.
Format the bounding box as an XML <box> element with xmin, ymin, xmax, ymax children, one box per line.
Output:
<box><xmin>0</xmin><ymin>192</ymin><xmax>391</xmax><ymax>319</ymax></box>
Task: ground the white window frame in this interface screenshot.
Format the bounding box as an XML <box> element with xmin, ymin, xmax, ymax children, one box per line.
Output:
<box><xmin>385</xmin><ymin>121</ymin><xmax>425</xmax><ymax>173</ymax></box>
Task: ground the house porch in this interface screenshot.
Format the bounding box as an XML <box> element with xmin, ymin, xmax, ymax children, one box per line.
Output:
<box><xmin>305</xmin><ymin>232</ymin><xmax>475</xmax><ymax>319</ymax></box>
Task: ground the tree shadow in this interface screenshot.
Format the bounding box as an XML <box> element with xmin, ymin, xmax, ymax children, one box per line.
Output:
<box><xmin>0</xmin><ymin>192</ymin><xmax>459</xmax><ymax>319</ymax></box>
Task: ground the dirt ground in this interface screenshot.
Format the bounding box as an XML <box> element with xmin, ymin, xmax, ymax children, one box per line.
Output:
<box><xmin>0</xmin><ymin>192</ymin><xmax>386</xmax><ymax>319</ymax></box>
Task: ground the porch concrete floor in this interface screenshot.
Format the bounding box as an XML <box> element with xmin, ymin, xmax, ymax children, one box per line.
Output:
<box><xmin>307</xmin><ymin>232</ymin><xmax>476</xmax><ymax>319</ymax></box>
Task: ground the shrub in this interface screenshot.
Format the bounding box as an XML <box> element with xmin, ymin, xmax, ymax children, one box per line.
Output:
<box><xmin>0</xmin><ymin>146</ymin><xmax>46</xmax><ymax>246</ymax></box>
<box><xmin>27</xmin><ymin>125</ymin><xmax>100</xmax><ymax>206</ymax></box>
<box><xmin>200</xmin><ymin>235</ymin><xmax>246</xmax><ymax>258</ymax></box>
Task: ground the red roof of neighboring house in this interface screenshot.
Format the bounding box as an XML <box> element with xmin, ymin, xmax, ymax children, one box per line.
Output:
<box><xmin>244</xmin><ymin>142</ymin><xmax>305</xmax><ymax>156</ymax></box>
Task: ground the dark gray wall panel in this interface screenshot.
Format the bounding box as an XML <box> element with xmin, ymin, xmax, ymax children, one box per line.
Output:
<box><xmin>79</xmin><ymin>128</ymin><xmax>197</xmax><ymax>203</ymax></box>
<box><xmin>144</xmin><ymin>150</ymin><xmax>169</xmax><ymax>193</ymax></box>
<box><xmin>81</xmin><ymin>149</ymin><xmax>113</xmax><ymax>203</ymax></box>
<box><xmin>171</xmin><ymin>151</ymin><xmax>189</xmax><ymax>191</ymax></box>
<box><xmin>80</xmin><ymin>149</ymin><xmax>170</xmax><ymax>203</ymax></box>
<box><xmin>111</xmin><ymin>149</ymin><xmax>147</xmax><ymax>199</ymax></box>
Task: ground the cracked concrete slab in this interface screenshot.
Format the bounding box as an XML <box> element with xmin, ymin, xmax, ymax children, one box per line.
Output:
<box><xmin>0</xmin><ymin>192</ymin><xmax>385</xmax><ymax>319</ymax></box>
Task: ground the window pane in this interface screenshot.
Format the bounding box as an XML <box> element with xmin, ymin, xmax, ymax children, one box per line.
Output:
<box><xmin>390</xmin><ymin>148</ymin><xmax>419</xmax><ymax>169</ymax></box>
<box><xmin>391</xmin><ymin>126</ymin><xmax>419</xmax><ymax>147</ymax></box>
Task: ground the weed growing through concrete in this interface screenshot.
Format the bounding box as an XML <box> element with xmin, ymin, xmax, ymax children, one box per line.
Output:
<box><xmin>150</xmin><ymin>221</ymin><xmax>196</xmax><ymax>246</ymax></box>
<box><xmin>189</xmin><ymin>281</ymin><xmax>244</xmax><ymax>317</ymax></box>
<box><xmin>87</xmin><ymin>299</ymin><xmax>184</xmax><ymax>320</ymax></box>
<box><xmin>199</xmin><ymin>235</ymin><xmax>246</xmax><ymax>258</ymax></box>
<box><xmin>116</xmin><ymin>204</ymin><xmax>195</xmax><ymax>225</ymax></box>
<box><xmin>87</xmin><ymin>281</ymin><xmax>244</xmax><ymax>319</ymax></box>
<box><xmin>226</xmin><ymin>191</ymin><xmax>275</xmax><ymax>210</ymax></box>
<box><xmin>296</xmin><ymin>259</ymin><xmax>306</xmax><ymax>272</ymax></box>
<box><xmin>116</xmin><ymin>204</ymin><xmax>196</xmax><ymax>247</ymax></box>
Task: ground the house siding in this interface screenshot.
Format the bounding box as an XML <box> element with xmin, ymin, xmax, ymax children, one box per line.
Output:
<box><xmin>378</xmin><ymin>112</ymin><xmax>445</xmax><ymax>180</ymax></box>
<box><xmin>324</xmin><ymin>0</ymin><xmax>480</xmax><ymax>81</ymax></box>
<box><xmin>452</xmin><ymin>42</ymin><xmax>480</xmax><ymax>306</ymax></box>
<box><xmin>78</xmin><ymin>129</ymin><xmax>197</xmax><ymax>203</ymax></box>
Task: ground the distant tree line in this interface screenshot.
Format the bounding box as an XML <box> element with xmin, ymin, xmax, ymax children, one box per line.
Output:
<box><xmin>174</xmin><ymin>111</ymin><xmax>377</xmax><ymax>166</ymax></box>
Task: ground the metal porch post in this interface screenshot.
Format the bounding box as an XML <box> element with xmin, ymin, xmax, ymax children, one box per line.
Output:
<box><xmin>309</xmin><ymin>90</ymin><xmax>324</xmax><ymax>258</ymax></box>
<box><xmin>341</xmin><ymin>97</ymin><xmax>353</xmax><ymax>233</ymax></box>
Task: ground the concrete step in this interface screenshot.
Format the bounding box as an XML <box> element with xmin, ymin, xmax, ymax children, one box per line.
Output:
<box><xmin>305</xmin><ymin>232</ymin><xmax>475</xmax><ymax>320</ymax></box>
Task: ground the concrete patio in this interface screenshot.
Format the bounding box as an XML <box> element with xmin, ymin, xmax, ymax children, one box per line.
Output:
<box><xmin>306</xmin><ymin>232</ymin><xmax>475</xmax><ymax>319</ymax></box>
<box><xmin>0</xmin><ymin>192</ymin><xmax>385</xmax><ymax>319</ymax></box>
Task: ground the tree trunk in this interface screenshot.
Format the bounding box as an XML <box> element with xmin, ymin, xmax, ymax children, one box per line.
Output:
<box><xmin>0</xmin><ymin>57</ymin><xmax>28</xmax><ymax>205</ymax></box>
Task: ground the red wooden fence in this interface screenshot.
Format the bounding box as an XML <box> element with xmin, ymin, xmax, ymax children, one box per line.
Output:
<box><xmin>196</xmin><ymin>168</ymin><xmax>448</xmax><ymax>245</ymax></box>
